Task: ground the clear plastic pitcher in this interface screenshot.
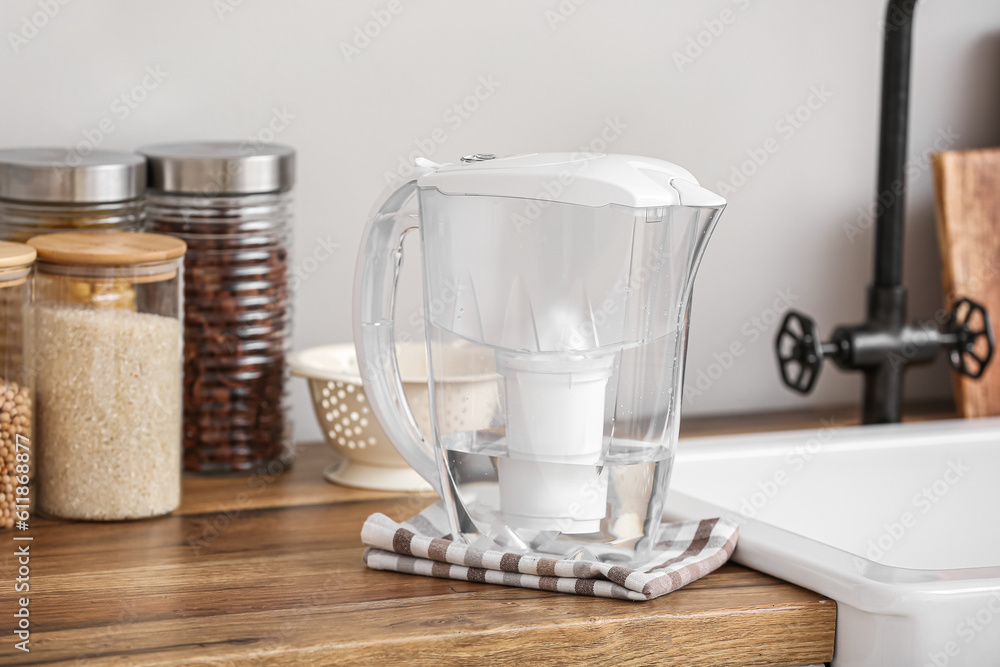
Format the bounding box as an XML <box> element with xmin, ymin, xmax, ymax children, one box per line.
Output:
<box><xmin>355</xmin><ymin>153</ymin><xmax>725</xmax><ymax>566</ymax></box>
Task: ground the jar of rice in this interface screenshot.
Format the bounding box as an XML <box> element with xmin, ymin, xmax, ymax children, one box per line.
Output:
<box><xmin>29</xmin><ymin>231</ymin><xmax>186</xmax><ymax>520</ymax></box>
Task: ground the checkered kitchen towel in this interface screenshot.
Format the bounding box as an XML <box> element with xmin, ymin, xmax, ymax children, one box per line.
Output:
<box><xmin>361</xmin><ymin>502</ymin><xmax>738</xmax><ymax>601</ymax></box>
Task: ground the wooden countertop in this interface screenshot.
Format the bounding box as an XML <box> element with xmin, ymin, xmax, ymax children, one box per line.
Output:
<box><xmin>6</xmin><ymin>404</ymin><xmax>937</xmax><ymax>666</ymax></box>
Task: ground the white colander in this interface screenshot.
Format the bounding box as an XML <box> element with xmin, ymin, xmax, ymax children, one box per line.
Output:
<box><xmin>289</xmin><ymin>343</ymin><xmax>498</xmax><ymax>491</ymax></box>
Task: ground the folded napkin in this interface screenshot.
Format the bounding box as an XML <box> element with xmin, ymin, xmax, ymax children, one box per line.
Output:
<box><xmin>362</xmin><ymin>501</ymin><xmax>738</xmax><ymax>601</ymax></box>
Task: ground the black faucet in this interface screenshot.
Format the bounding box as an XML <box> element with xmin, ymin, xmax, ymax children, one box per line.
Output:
<box><xmin>774</xmin><ymin>0</ymin><xmax>995</xmax><ymax>424</ymax></box>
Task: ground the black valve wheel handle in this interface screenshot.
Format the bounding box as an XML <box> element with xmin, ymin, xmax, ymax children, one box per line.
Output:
<box><xmin>776</xmin><ymin>311</ymin><xmax>824</xmax><ymax>394</ymax></box>
<box><xmin>948</xmin><ymin>298</ymin><xmax>995</xmax><ymax>380</ymax></box>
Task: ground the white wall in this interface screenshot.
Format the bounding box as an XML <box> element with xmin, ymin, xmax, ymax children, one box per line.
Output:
<box><xmin>3</xmin><ymin>0</ymin><xmax>999</xmax><ymax>442</ymax></box>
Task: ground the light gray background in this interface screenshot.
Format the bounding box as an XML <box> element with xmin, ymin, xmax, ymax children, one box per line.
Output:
<box><xmin>3</xmin><ymin>0</ymin><xmax>999</xmax><ymax>442</ymax></box>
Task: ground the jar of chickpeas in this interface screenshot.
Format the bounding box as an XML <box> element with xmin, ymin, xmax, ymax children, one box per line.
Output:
<box><xmin>0</xmin><ymin>148</ymin><xmax>145</xmax><ymax>243</ymax></box>
<box><xmin>0</xmin><ymin>241</ymin><xmax>35</xmax><ymax>530</ymax></box>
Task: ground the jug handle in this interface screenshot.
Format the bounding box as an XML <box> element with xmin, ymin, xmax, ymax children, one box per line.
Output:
<box><xmin>353</xmin><ymin>160</ymin><xmax>442</xmax><ymax>494</ymax></box>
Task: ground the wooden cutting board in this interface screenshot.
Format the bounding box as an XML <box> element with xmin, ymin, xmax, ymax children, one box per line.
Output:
<box><xmin>933</xmin><ymin>148</ymin><xmax>1000</xmax><ymax>417</ymax></box>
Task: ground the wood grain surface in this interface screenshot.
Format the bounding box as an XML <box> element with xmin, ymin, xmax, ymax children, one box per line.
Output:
<box><xmin>1</xmin><ymin>415</ymin><xmax>847</xmax><ymax>666</ymax></box>
<box><xmin>934</xmin><ymin>148</ymin><xmax>1000</xmax><ymax>417</ymax></box>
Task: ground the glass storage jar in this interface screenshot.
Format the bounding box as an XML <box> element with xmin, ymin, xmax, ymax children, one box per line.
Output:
<box><xmin>29</xmin><ymin>231</ymin><xmax>186</xmax><ymax>520</ymax></box>
<box><xmin>0</xmin><ymin>242</ymin><xmax>35</xmax><ymax>530</ymax></box>
<box><xmin>140</xmin><ymin>142</ymin><xmax>295</xmax><ymax>473</ymax></box>
<box><xmin>0</xmin><ymin>148</ymin><xmax>145</xmax><ymax>243</ymax></box>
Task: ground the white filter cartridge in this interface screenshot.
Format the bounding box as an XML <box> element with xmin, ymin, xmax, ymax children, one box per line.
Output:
<box><xmin>498</xmin><ymin>458</ymin><xmax>608</xmax><ymax>533</ymax></box>
<box><xmin>496</xmin><ymin>352</ymin><xmax>614</xmax><ymax>533</ymax></box>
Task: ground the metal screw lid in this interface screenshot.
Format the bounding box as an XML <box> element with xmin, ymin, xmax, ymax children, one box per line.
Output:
<box><xmin>139</xmin><ymin>141</ymin><xmax>296</xmax><ymax>195</ymax></box>
<box><xmin>0</xmin><ymin>148</ymin><xmax>146</xmax><ymax>204</ymax></box>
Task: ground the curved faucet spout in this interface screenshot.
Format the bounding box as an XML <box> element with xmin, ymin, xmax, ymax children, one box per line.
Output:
<box><xmin>874</xmin><ymin>0</ymin><xmax>917</xmax><ymax>290</ymax></box>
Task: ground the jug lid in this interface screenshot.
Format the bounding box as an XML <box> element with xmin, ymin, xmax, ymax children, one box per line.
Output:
<box><xmin>417</xmin><ymin>153</ymin><xmax>726</xmax><ymax>209</ymax></box>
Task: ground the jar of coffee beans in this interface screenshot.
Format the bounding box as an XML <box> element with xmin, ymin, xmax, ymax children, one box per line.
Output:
<box><xmin>0</xmin><ymin>242</ymin><xmax>36</xmax><ymax>529</ymax></box>
<box><xmin>0</xmin><ymin>148</ymin><xmax>145</xmax><ymax>242</ymax></box>
<box><xmin>140</xmin><ymin>142</ymin><xmax>295</xmax><ymax>473</ymax></box>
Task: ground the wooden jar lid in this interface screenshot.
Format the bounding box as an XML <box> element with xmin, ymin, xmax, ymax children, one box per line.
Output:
<box><xmin>0</xmin><ymin>240</ymin><xmax>35</xmax><ymax>287</ymax></box>
<box><xmin>0</xmin><ymin>240</ymin><xmax>37</xmax><ymax>268</ymax></box>
<box><xmin>27</xmin><ymin>231</ymin><xmax>186</xmax><ymax>265</ymax></box>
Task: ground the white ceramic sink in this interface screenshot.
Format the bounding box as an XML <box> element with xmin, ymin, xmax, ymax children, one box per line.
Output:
<box><xmin>665</xmin><ymin>417</ymin><xmax>1000</xmax><ymax>667</ymax></box>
